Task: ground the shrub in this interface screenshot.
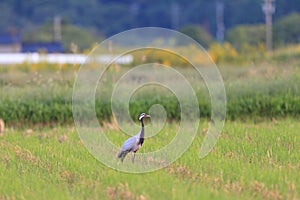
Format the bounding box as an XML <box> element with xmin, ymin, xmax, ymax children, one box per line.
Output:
<box><xmin>273</xmin><ymin>12</ymin><xmax>300</xmax><ymax>47</ymax></box>
<box><xmin>179</xmin><ymin>25</ymin><xmax>214</xmax><ymax>48</ymax></box>
<box><xmin>208</xmin><ymin>42</ymin><xmax>239</xmax><ymax>64</ymax></box>
<box><xmin>225</xmin><ymin>24</ymin><xmax>265</xmax><ymax>50</ymax></box>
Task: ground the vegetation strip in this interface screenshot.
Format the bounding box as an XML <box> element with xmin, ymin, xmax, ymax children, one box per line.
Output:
<box><xmin>1</xmin><ymin>120</ymin><xmax>299</xmax><ymax>199</ymax></box>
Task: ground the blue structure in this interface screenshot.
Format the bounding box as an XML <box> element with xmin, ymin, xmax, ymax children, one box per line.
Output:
<box><xmin>0</xmin><ymin>34</ymin><xmax>21</xmax><ymax>44</ymax></box>
<box><xmin>0</xmin><ymin>33</ymin><xmax>22</xmax><ymax>53</ymax></box>
<box><xmin>0</xmin><ymin>32</ymin><xmax>64</xmax><ymax>53</ymax></box>
<box><xmin>22</xmin><ymin>42</ymin><xmax>63</xmax><ymax>53</ymax></box>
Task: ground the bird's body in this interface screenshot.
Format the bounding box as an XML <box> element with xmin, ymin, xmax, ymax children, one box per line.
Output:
<box><xmin>117</xmin><ymin>133</ymin><xmax>142</xmax><ymax>158</ymax></box>
<box><xmin>118</xmin><ymin>113</ymin><xmax>150</xmax><ymax>163</ymax></box>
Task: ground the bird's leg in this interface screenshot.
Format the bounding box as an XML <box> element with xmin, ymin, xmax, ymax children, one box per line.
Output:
<box><xmin>132</xmin><ymin>153</ymin><xmax>136</xmax><ymax>163</ymax></box>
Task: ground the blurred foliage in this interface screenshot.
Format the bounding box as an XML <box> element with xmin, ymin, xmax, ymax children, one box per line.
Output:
<box><xmin>1</xmin><ymin>0</ymin><xmax>300</xmax><ymax>38</ymax></box>
<box><xmin>130</xmin><ymin>48</ymin><xmax>189</xmax><ymax>67</ymax></box>
<box><xmin>225</xmin><ymin>24</ymin><xmax>265</xmax><ymax>50</ymax></box>
<box><xmin>273</xmin><ymin>12</ymin><xmax>300</xmax><ymax>47</ymax></box>
<box><xmin>208</xmin><ymin>42</ymin><xmax>266</xmax><ymax>65</ymax></box>
<box><xmin>22</xmin><ymin>22</ymin><xmax>102</xmax><ymax>52</ymax></box>
<box><xmin>0</xmin><ymin>0</ymin><xmax>299</xmax><ymax>53</ymax></box>
<box><xmin>271</xmin><ymin>44</ymin><xmax>300</xmax><ymax>64</ymax></box>
<box><xmin>1</xmin><ymin>59</ymin><xmax>300</xmax><ymax>125</ymax></box>
<box><xmin>179</xmin><ymin>25</ymin><xmax>213</xmax><ymax>48</ymax></box>
<box><xmin>1</xmin><ymin>74</ymin><xmax>300</xmax><ymax>125</ymax></box>
<box><xmin>209</xmin><ymin>42</ymin><xmax>239</xmax><ymax>64</ymax></box>
<box><xmin>225</xmin><ymin>13</ymin><xmax>300</xmax><ymax>51</ymax></box>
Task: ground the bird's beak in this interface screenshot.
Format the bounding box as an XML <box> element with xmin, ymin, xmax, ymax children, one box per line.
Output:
<box><xmin>146</xmin><ymin>114</ymin><xmax>151</xmax><ymax>118</ymax></box>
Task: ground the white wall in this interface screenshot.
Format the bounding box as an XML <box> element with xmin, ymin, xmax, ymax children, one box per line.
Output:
<box><xmin>0</xmin><ymin>53</ymin><xmax>133</xmax><ymax>65</ymax></box>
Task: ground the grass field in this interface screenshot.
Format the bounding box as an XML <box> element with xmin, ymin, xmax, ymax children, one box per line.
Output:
<box><xmin>0</xmin><ymin>119</ymin><xmax>299</xmax><ymax>200</ymax></box>
<box><xmin>1</xmin><ymin>63</ymin><xmax>300</xmax><ymax>125</ymax></box>
<box><xmin>1</xmin><ymin>58</ymin><xmax>300</xmax><ymax>199</ymax></box>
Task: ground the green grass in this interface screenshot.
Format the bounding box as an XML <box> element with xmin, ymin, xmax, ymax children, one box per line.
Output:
<box><xmin>1</xmin><ymin>120</ymin><xmax>299</xmax><ymax>200</ymax></box>
<box><xmin>0</xmin><ymin>60</ymin><xmax>300</xmax><ymax>199</ymax></box>
<box><xmin>1</xmin><ymin>64</ymin><xmax>300</xmax><ymax>125</ymax></box>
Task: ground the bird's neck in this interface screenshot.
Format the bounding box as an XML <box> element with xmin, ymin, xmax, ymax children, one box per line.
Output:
<box><xmin>140</xmin><ymin>118</ymin><xmax>144</xmax><ymax>138</ymax></box>
<box><xmin>141</xmin><ymin>118</ymin><xmax>144</xmax><ymax>127</ymax></box>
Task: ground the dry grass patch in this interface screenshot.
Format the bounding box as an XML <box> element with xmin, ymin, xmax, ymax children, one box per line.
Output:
<box><xmin>106</xmin><ymin>183</ymin><xmax>146</xmax><ymax>200</ymax></box>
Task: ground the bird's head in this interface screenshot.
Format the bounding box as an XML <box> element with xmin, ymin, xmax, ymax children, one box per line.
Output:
<box><xmin>139</xmin><ymin>113</ymin><xmax>151</xmax><ymax>121</ymax></box>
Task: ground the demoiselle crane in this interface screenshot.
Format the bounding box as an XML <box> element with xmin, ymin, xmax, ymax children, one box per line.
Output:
<box><xmin>118</xmin><ymin>113</ymin><xmax>151</xmax><ymax>163</ymax></box>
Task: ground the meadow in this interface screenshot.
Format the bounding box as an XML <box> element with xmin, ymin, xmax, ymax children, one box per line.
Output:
<box><xmin>1</xmin><ymin>62</ymin><xmax>300</xmax><ymax>126</ymax></box>
<box><xmin>0</xmin><ymin>54</ymin><xmax>300</xmax><ymax>199</ymax></box>
<box><xmin>0</xmin><ymin>120</ymin><xmax>299</xmax><ymax>199</ymax></box>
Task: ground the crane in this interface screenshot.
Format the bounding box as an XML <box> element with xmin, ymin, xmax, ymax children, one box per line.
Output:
<box><xmin>118</xmin><ymin>113</ymin><xmax>151</xmax><ymax>163</ymax></box>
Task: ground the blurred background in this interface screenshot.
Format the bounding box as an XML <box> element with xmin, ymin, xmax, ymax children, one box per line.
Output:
<box><xmin>1</xmin><ymin>0</ymin><xmax>300</xmax><ymax>125</ymax></box>
<box><xmin>1</xmin><ymin>0</ymin><xmax>299</xmax><ymax>53</ymax></box>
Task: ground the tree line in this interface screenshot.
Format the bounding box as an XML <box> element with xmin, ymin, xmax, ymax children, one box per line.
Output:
<box><xmin>1</xmin><ymin>0</ymin><xmax>300</xmax><ymax>52</ymax></box>
<box><xmin>1</xmin><ymin>0</ymin><xmax>300</xmax><ymax>37</ymax></box>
